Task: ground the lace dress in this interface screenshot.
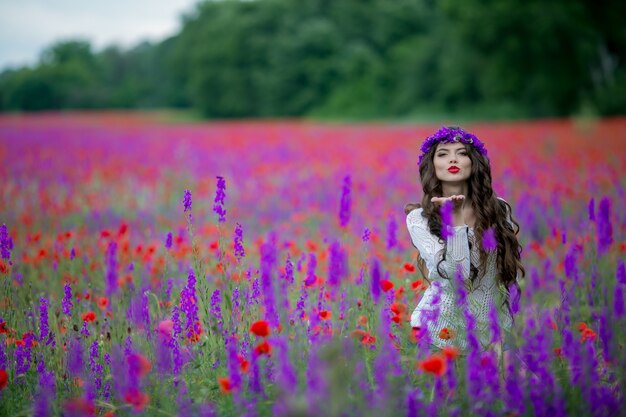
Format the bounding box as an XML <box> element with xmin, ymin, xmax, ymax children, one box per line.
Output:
<box><xmin>406</xmin><ymin>202</ymin><xmax>514</xmax><ymax>351</ymax></box>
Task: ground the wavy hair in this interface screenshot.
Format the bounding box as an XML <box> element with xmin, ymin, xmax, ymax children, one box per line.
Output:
<box><xmin>405</xmin><ymin>137</ymin><xmax>525</xmax><ymax>311</ymax></box>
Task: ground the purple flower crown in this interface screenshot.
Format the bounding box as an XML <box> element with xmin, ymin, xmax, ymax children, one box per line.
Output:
<box><xmin>418</xmin><ymin>126</ymin><xmax>488</xmax><ymax>165</ymax></box>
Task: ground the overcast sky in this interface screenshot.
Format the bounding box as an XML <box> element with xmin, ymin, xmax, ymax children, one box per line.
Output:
<box><xmin>0</xmin><ymin>0</ymin><xmax>199</xmax><ymax>71</ymax></box>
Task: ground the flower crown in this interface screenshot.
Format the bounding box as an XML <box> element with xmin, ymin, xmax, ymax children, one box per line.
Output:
<box><xmin>418</xmin><ymin>126</ymin><xmax>488</xmax><ymax>165</ymax></box>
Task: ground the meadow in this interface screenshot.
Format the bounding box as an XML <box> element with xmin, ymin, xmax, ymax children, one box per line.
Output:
<box><xmin>0</xmin><ymin>112</ymin><xmax>625</xmax><ymax>416</ymax></box>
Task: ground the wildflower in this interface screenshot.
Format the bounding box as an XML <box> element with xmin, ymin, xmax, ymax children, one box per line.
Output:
<box><xmin>81</xmin><ymin>311</ymin><xmax>96</xmax><ymax>323</ymax></box>
<box><xmin>213</xmin><ymin>176</ymin><xmax>226</xmax><ymax>223</ymax></box>
<box><xmin>157</xmin><ymin>320</ymin><xmax>173</xmax><ymax>339</ymax></box>
<box><xmin>0</xmin><ymin>224</ymin><xmax>11</xmax><ymax>260</ymax></box>
<box><xmin>128</xmin><ymin>352</ymin><xmax>152</xmax><ymax>378</ymax></box>
<box><xmin>165</xmin><ymin>232</ymin><xmax>173</xmax><ymax>250</ymax></box>
<box><xmin>63</xmin><ymin>397</ymin><xmax>95</xmax><ymax>416</ymax></box>
<box><xmin>39</xmin><ymin>297</ymin><xmax>49</xmax><ymax>342</ymax></box>
<box><xmin>438</xmin><ymin>327</ymin><xmax>455</xmax><ymax>340</ymax></box>
<box><xmin>238</xmin><ymin>355</ymin><xmax>250</xmax><ymax>373</ymax></box>
<box><xmin>440</xmin><ymin>200</ymin><xmax>454</xmax><ymax>240</ymax></box>
<box><xmin>614</xmin><ymin>284</ymin><xmax>624</xmax><ymax>318</ymax></box>
<box><xmin>218</xmin><ymin>376</ymin><xmax>233</xmax><ymax>394</ymax></box>
<box><xmin>482</xmin><ymin>227</ymin><xmax>497</xmax><ymax>251</ymax></box>
<box><xmin>124</xmin><ymin>388</ymin><xmax>150</xmax><ymax>412</ymax></box>
<box><xmin>183</xmin><ymin>189</ymin><xmax>192</xmax><ymax>212</ymax></box>
<box><xmin>588</xmin><ymin>198</ymin><xmax>595</xmax><ymax>221</ymax></box>
<box><xmin>386</xmin><ymin>215</ymin><xmax>397</xmax><ymax>249</ymax></box>
<box><xmin>351</xmin><ymin>329</ymin><xmax>376</xmax><ymax>345</ymax></box>
<box><xmin>0</xmin><ymin>369</ymin><xmax>7</xmax><ymax>390</ymax></box>
<box><xmin>62</xmin><ymin>282</ymin><xmax>73</xmax><ymax>316</ymax></box>
<box><xmin>338</xmin><ymin>175</ymin><xmax>351</xmax><ymax>228</ymax></box>
<box><xmin>319</xmin><ymin>310</ymin><xmax>332</xmax><ymax>320</ymax></box>
<box><xmin>254</xmin><ymin>340</ymin><xmax>272</xmax><ymax>356</ymax></box>
<box><xmin>357</xmin><ymin>315</ymin><xmax>368</xmax><ymax>326</ymax></box>
<box><xmin>97</xmin><ymin>297</ymin><xmax>109</xmax><ymax>310</ymax></box>
<box><xmin>250</xmin><ymin>320</ymin><xmax>270</xmax><ymax>338</ymax></box>
<box><xmin>362</xmin><ymin>228</ymin><xmax>371</xmax><ymax>241</ymax></box>
<box><xmin>596</xmin><ymin>197</ymin><xmax>613</xmax><ymax>254</ymax></box>
<box><xmin>404</xmin><ymin>263</ymin><xmax>416</xmax><ymax>272</ymax></box>
<box><xmin>553</xmin><ymin>347</ymin><xmax>563</xmax><ymax>358</ymax></box>
<box><xmin>442</xmin><ymin>346</ymin><xmax>460</xmax><ymax>361</ymax></box>
<box><xmin>234</xmin><ymin>223</ymin><xmax>245</xmax><ymax>259</ymax></box>
<box><xmin>417</xmin><ymin>354</ymin><xmax>447</xmax><ymax>377</ymax></box>
<box><xmin>380</xmin><ymin>279</ymin><xmax>394</xmax><ymax>292</ymax></box>
<box><xmin>370</xmin><ymin>259</ymin><xmax>381</xmax><ymax>304</ymax></box>
<box><xmin>411</xmin><ymin>279</ymin><xmax>424</xmax><ymax>291</ymax></box>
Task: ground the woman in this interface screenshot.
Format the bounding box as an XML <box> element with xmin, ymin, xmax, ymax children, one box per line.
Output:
<box><xmin>405</xmin><ymin>126</ymin><xmax>524</xmax><ymax>355</ymax></box>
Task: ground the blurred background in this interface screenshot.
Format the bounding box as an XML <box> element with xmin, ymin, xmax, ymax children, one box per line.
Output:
<box><xmin>1</xmin><ymin>0</ymin><xmax>625</xmax><ymax>120</ymax></box>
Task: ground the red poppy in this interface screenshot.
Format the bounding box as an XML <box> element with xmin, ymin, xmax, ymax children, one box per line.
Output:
<box><xmin>0</xmin><ymin>322</ymin><xmax>8</xmax><ymax>334</ymax></box>
<box><xmin>97</xmin><ymin>297</ymin><xmax>109</xmax><ymax>310</ymax></box>
<box><xmin>157</xmin><ymin>320</ymin><xmax>173</xmax><ymax>339</ymax></box>
<box><xmin>124</xmin><ymin>388</ymin><xmax>150</xmax><ymax>411</ymax></box>
<box><xmin>254</xmin><ymin>340</ymin><xmax>272</xmax><ymax>356</ymax></box>
<box><xmin>319</xmin><ymin>310</ymin><xmax>332</xmax><ymax>320</ymax></box>
<box><xmin>380</xmin><ymin>280</ymin><xmax>394</xmax><ymax>292</ymax></box>
<box><xmin>438</xmin><ymin>328</ymin><xmax>455</xmax><ymax>340</ymax></box>
<box><xmin>417</xmin><ymin>354</ymin><xmax>447</xmax><ymax>377</ymax></box>
<box><xmin>218</xmin><ymin>376</ymin><xmax>233</xmax><ymax>393</ymax></box>
<box><xmin>351</xmin><ymin>329</ymin><xmax>376</xmax><ymax>345</ymax></box>
<box><xmin>404</xmin><ymin>263</ymin><xmax>416</xmax><ymax>272</ymax></box>
<box><xmin>238</xmin><ymin>355</ymin><xmax>250</xmax><ymax>373</ymax></box>
<box><xmin>250</xmin><ymin>320</ymin><xmax>270</xmax><ymax>338</ymax></box>
<box><xmin>357</xmin><ymin>315</ymin><xmax>368</xmax><ymax>326</ymax></box>
<box><xmin>81</xmin><ymin>311</ymin><xmax>96</xmax><ymax>322</ymax></box>
<box><xmin>580</xmin><ymin>328</ymin><xmax>597</xmax><ymax>343</ymax></box>
<box><xmin>411</xmin><ymin>280</ymin><xmax>424</xmax><ymax>291</ymax></box>
<box><xmin>0</xmin><ymin>369</ymin><xmax>7</xmax><ymax>390</ymax></box>
<box><xmin>442</xmin><ymin>346</ymin><xmax>460</xmax><ymax>361</ymax></box>
<box><xmin>63</xmin><ymin>397</ymin><xmax>95</xmax><ymax>416</ymax></box>
<box><xmin>127</xmin><ymin>353</ymin><xmax>152</xmax><ymax>378</ymax></box>
<box><xmin>553</xmin><ymin>347</ymin><xmax>563</xmax><ymax>358</ymax></box>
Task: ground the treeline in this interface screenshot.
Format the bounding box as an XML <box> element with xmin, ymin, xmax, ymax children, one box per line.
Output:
<box><xmin>1</xmin><ymin>0</ymin><xmax>625</xmax><ymax>119</ymax></box>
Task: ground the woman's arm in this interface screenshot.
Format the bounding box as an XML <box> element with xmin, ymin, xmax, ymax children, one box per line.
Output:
<box><xmin>406</xmin><ymin>209</ymin><xmax>471</xmax><ymax>280</ymax></box>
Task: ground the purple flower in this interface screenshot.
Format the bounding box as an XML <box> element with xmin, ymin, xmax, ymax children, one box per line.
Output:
<box><xmin>386</xmin><ymin>215</ymin><xmax>397</xmax><ymax>250</ymax></box>
<box><xmin>183</xmin><ymin>189</ymin><xmax>192</xmax><ymax>212</ymax></box>
<box><xmin>338</xmin><ymin>175</ymin><xmax>351</xmax><ymax>228</ymax></box>
<box><xmin>70</xmin><ymin>248</ymin><xmax>76</xmax><ymax>260</ymax></box>
<box><xmin>419</xmin><ymin>126</ymin><xmax>488</xmax><ymax>166</ymax></box>
<box><xmin>226</xmin><ymin>336</ymin><xmax>241</xmax><ymax>389</ymax></box>
<box><xmin>260</xmin><ymin>242</ymin><xmax>278</xmax><ymax>325</ymax></box>
<box><xmin>328</xmin><ymin>241</ymin><xmax>347</xmax><ymax>287</ymax></box>
<box><xmin>440</xmin><ymin>200</ymin><xmax>454</xmax><ymax>240</ymax></box>
<box><xmin>588</xmin><ymin>197</ymin><xmax>595</xmax><ymax>221</ymax></box>
<box><xmin>105</xmin><ymin>241</ymin><xmax>118</xmax><ymax>296</ymax></box>
<box><xmin>39</xmin><ymin>297</ymin><xmax>49</xmax><ymax>342</ymax></box>
<box><xmin>213</xmin><ymin>176</ymin><xmax>226</xmax><ymax>223</ymax></box>
<box><xmin>165</xmin><ymin>232</ymin><xmax>173</xmax><ymax>250</ymax></box>
<box><xmin>488</xmin><ymin>301</ymin><xmax>501</xmax><ymax>344</ymax></box>
<box><xmin>304</xmin><ymin>253</ymin><xmax>317</xmax><ymax>286</ymax></box>
<box><xmin>142</xmin><ymin>290</ymin><xmax>152</xmax><ymax>340</ymax></box>
<box><xmin>234</xmin><ymin>223</ymin><xmax>245</xmax><ymax>259</ymax></box>
<box><xmin>210</xmin><ymin>289</ymin><xmax>224</xmax><ymax>334</ymax></box>
<box><xmin>617</xmin><ymin>260</ymin><xmax>626</xmax><ymax>285</ymax></box>
<box><xmin>370</xmin><ymin>258</ymin><xmax>381</xmax><ymax>304</ymax></box>
<box><xmin>482</xmin><ymin>227</ymin><xmax>497</xmax><ymax>251</ymax></box>
<box><xmin>0</xmin><ymin>224</ymin><xmax>11</xmax><ymax>260</ymax></box>
<box><xmin>362</xmin><ymin>228</ymin><xmax>371</xmax><ymax>242</ymax></box>
<box><xmin>67</xmin><ymin>338</ymin><xmax>84</xmax><ymax>377</ymax></box>
<box><xmin>614</xmin><ymin>285</ymin><xmax>624</xmax><ymax>318</ymax></box>
<box><xmin>284</xmin><ymin>255</ymin><xmax>294</xmax><ymax>285</ymax></box>
<box><xmin>80</xmin><ymin>321</ymin><xmax>90</xmax><ymax>337</ymax></box>
<box><xmin>596</xmin><ymin>197</ymin><xmax>613</xmax><ymax>254</ymax></box>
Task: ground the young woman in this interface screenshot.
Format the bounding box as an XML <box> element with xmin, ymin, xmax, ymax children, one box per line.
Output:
<box><xmin>405</xmin><ymin>126</ymin><xmax>524</xmax><ymax>355</ymax></box>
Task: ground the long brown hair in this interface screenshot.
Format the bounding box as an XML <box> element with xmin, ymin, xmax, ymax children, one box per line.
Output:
<box><xmin>405</xmin><ymin>139</ymin><xmax>524</xmax><ymax>309</ymax></box>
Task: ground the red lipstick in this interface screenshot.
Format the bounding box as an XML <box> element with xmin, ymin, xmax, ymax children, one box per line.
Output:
<box><xmin>448</xmin><ymin>166</ymin><xmax>460</xmax><ymax>173</ymax></box>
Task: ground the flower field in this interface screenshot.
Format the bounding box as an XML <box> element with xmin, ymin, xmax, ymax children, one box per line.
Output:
<box><xmin>0</xmin><ymin>113</ymin><xmax>625</xmax><ymax>416</ymax></box>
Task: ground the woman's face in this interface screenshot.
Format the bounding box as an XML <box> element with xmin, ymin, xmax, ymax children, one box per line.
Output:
<box><xmin>433</xmin><ymin>142</ymin><xmax>472</xmax><ymax>183</ymax></box>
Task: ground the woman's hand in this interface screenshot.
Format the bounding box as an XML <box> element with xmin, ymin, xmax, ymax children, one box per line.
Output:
<box><xmin>431</xmin><ymin>195</ymin><xmax>465</xmax><ymax>209</ymax></box>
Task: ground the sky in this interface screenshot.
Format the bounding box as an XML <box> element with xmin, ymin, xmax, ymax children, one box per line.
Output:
<box><xmin>0</xmin><ymin>0</ymin><xmax>199</xmax><ymax>71</ymax></box>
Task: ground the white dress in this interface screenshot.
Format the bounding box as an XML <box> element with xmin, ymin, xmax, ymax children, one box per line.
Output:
<box><xmin>406</xmin><ymin>200</ymin><xmax>514</xmax><ymax>351</ymax></box>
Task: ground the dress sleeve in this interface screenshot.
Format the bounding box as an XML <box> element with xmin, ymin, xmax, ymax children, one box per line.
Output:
<box><xmin>406</xmin><ymin>209</ymin><xmax>471</xmax><ymax>280</ymax></box>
